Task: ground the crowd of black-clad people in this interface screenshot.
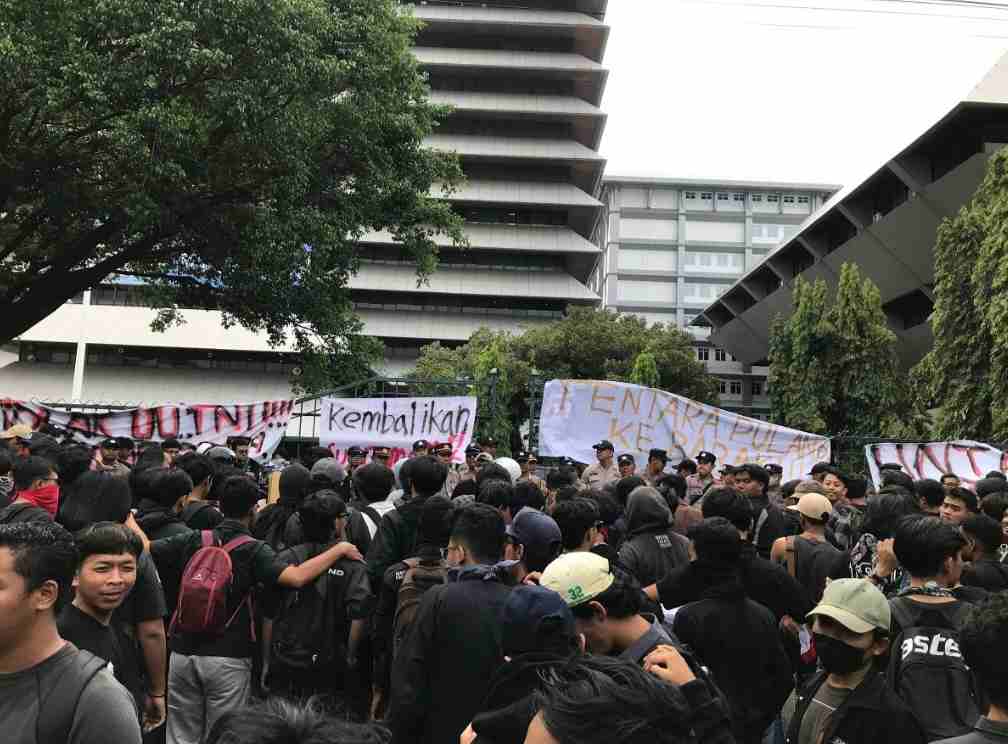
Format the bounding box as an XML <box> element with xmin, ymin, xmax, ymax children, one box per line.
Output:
<box><xmin>2</xmin><ymin>425</ymin><xmax>1008</xmax><ymax>744</ymax></box>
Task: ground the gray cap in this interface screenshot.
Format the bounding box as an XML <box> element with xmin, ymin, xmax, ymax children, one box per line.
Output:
<box><xmin>206</xmin><ymin>446</ymin><xmax>236</xmax><ymax>462</ymax></box>
<box><xmin>311</xmin><ymin>457</ymin><xmax>346</xmax><ymax>486</ymax></box>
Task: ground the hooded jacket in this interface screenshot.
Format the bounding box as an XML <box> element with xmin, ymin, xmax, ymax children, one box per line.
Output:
<box><xmin>618</xmin><ymin>488</ymin><xmax>690</xmax><ymax>589</ymax></box>
<box><xmin>136</xmin><ymin>500</ymin><xmax>190</xmax><ymax>541</ymax></box>
<box><xmin>672</xmin><ymin>566</ymin><xmax>793</xmax><ymax>741</ymax></box>
<box><xmin>366</xmin><ymin>496</ymin><xmax>426</xmax><ymax>588</ymax></box>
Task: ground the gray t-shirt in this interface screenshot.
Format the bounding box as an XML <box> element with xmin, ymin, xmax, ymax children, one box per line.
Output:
<box><xmin>781</xmin><ymin>681</ymin><xmax>852</xmax><ymax>744</ymax></box>
<box><xmin>0</xmin><ymin>642</ymin><xmax>141</xmax><ymax>744</ymax></box>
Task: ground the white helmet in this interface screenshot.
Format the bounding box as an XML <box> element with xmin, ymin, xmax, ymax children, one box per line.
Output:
<box><xmin>495</xmin><ymin>456</ymin><xmax>521</xmax><ymax>485</ymax></box>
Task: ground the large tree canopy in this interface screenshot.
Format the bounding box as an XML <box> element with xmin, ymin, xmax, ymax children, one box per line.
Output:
<box><xmin>412</xmin><ymin>307</ymin><xmax>719</xmax><ymax>454</ymax></box>
<box><xmin>1</xmin><ymin>0</ymin><xmax>463</xmax><ymax>391</ymax></box>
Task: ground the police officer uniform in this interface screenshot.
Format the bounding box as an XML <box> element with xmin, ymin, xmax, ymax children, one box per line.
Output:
<box><xmin>516</xmin><ymin>451</ymin><xmax>546</xmax><ymax>492</ymax></box>
<box><xmin>580</xmin><ymin>440</ymin><xmax>620</xmax><ymax>488</ymax></box>
<box><xmin>685</xmin><ymin>450</ymin><xmax>720</xmax><ymax>504</ymax></box>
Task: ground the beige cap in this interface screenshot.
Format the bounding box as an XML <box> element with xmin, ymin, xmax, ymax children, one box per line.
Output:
<box><xmin>808</xmin><ymin>578</ymin><xmax>891</xmax><ymax>634</ymax></box>
<box><xmin>540</xmin><ymin>552</ymin><xmax>614</xmax><ymax>608</ymax></box>
<box><xmin>0</xmin><ymin>423</ymin><xmax>31</xmax><ymax>440</ymax></box>
<box><xmin>788</xmin><ymin>493</ymin><xmax>833</xmax><ymax>522</ymax></box>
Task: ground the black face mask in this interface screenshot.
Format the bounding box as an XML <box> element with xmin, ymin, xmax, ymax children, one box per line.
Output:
<box><xmin>813</xmin><ymin>632</ymin><xmax>871</xmax><ymax>675</ymax></box>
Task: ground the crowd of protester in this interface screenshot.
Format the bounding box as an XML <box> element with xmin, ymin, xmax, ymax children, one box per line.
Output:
<box><xmin>3</xmin><ymin>423</ymin><xmax>1008</xmax><ymax>744</ymax></box>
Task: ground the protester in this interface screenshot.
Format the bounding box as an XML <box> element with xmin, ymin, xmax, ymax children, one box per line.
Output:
<box><xmin>150</xmin><ymin>475</ymin><xmax>363</xmax><ymax>744</ymax></box>
<box><xmin>580</xmin><ymin>441</ymin><xmax>619</xmax><ymax>488</ymax></box>
<box><xmin>686</xmin><ymin>451</ymin><xmax>719</xmax><ymax>504</ymax></box>
<box><xmin>136</xmin><ymin>469</ymin><xmax>193</xmax><ymax>540</ymax></box>
<box><xmin>734</xmin><ymin>463</ymin><xmax>788</xmax><ymax>560</ymax></box>
<box><xmin>345</xmin><ymin>462</ymin><xmax>395</xmax><ymax>556</ymax></box>
<box><xmin>205</xmin><ymin>697</ymin><xmax>387</xmax><ymax>744</ymax></box>
<box><xmin>655</xmin><ymin>473</ymin><xmax>703</xmax><ymax>536</ymax></box>
<box><xmin>618</xmin><ymin>486</ymin><xmax>690</xmax><ymax>589</ymax></box>
<box><xmin>0</xmin><ymin>448</ymin><xmax>13</xmax><ymax>505</ymax></box>
<box><xmin>0</xmin><ymin>455</ymin><xmax>60</xmax><ymax>523</ymax></box>
<box><xmin>771</xmin><ymin>492</ymin><xmax>842</xmax><ymax>605</ymax></box>
<box><xmin>781</xmin><ymin>578</ymin><xmax>926</xmax><ymax>744</ymax></box>
<box><xmin>551</xmin><ymin>497</ymin><xmax>602</xmax><ymax>554</ymax></box>
<box><xmin>173</xmin><ymin>453</ymin><xmax>224</xmax><ymax>529</ymax></box>
<box><xmin>389</xmin><ymin>502</ymin><xmax>512</xmax><ymax>744</ymax></box>
<box><xmin>481</xmin><ymin>479</ymin><xmax>522</xmax><ymax>525</ymax></box>
<box><xmin>942</xmin><ymin>487</ymin><xmax>980</xmax><ymax>526</ymax></box>
<box><xmin>673</xmin><ymin>517</ymin><xmax>792</xmax><ymax>744</ymax></box>
<box><xmin>961</xmin><ymin>514</ymin><xmax>1008</xmax><ymax>592</ymax></box>
<box><xmin>517</xmin><ymin>451</ymin><xmax>547</xmax><ymax>493</ymax></box>
<box><xmin>0</xmin><ymin>522</ymin><xmax>143</xmax><ymax>744</ymax></box>
<box><xmin>506</xmin><ymin>507</ymin><xmax>563</xmax><ymax>584</ymax></box>
<box><xmin>252</xmin><ymin>462</ymin><xmax>312</xmax><ymax>551</ymax></box>
<box><xmin>942</xmin><ymin>473</ymin><xmax>962</xmax><ymax>494</ymax></box>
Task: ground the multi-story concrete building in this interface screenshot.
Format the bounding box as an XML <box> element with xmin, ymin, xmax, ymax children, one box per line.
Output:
<box><xmin>0</xmin><ymin>1</ymin><xmax>611</xmax><ymax>404</ymax></box>
<box><xmin>592</xmin><ymin>177</ymin><xmax>838</xmax><ymax>418</ymax></box>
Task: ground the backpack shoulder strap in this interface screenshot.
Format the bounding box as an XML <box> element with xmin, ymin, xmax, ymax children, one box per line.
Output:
<box><xmin>753</xmin><ymin>507</ymin><xmax>770</xmax><ymax>546</ymax></box>
<box><xmin>888</xmin><ymin>596</ymin><xmax>915</xmax><ymax>635</ymax></box>
<box><xmin>222</xmin><ymin>534</ymin><xmax>257</xmax><ymax>553</ymax></box>
<box><xmin>38</xmin><ymin>648</ymin><xmax>114</xmax><ymax>744</ymax></box>
<box><xmin>200</xmin><ymin>530</ymin><xmax>215</xmax><ymax>548</ymax></box>
<box><xmin>0</xmin><ymin>502</ymin><xmax>32</xmax><ymax>523</ymax></box>
<box><xmin>783</xmin><ymin>536</ymin><xmax>797</xmax><ymax>580</ymax></box>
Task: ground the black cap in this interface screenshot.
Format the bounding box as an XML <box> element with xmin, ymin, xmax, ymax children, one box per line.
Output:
<box><xmin>879</xmin><ymin>462</ymin><xmax>903</xmax><ymax>472</ymax></box>
<box><xmin>162</xmin><ymin>438</ymin><xmax>182</xmax><ymax>450</ymax></box>
<box><xmin>228</xmin><ymin>436</ymin><xmax>251</xmax><ymax>446</ymax></box>
<box><xmin>100</xmin><ymin>437</ymin><xmax>119</xmax><ymax>449</ymax></box>
<box><xmin>434</xmin><ymin>442</ymin><xmax>453</xmax><ymax>455</ymax></box>
<box><xmin>348</xmin><ymin>446</ymin><xmax>367</xmax><ymax>458</ymax></box>
<box><xmin>648</xmin><ymin>448</ymin><xmax>668</xmax><ymax>464</ymax></box>
<box><xmin>372</xmin><ymin>446</ymin><xmax>391</xmax><ymax>458</ymax></box>
<box><xmin>412</xmin><ymin>439</ymin><xmax>429</xmax><ymax>451</ymax></box>
<box><xmin>515</xmin><ymin>450</ymin><xmax>530</xmax><ymax>463</ymax></box>
<box><xmin>720</xmin><ymin>464</ymin><xmax>736</xmax><ymax>475</ymax></box>
<box><xmin>115</xmin><ymin>437</ymin><xmax>134</xmax><ymax>449</ymax></box>
<box><xmin>465</xmin><ymin>443</ymin><xmax>482</xmax><ymax>456</ymax></box>
<box><xmin>808</xmin><ymin>462</ymin><xmax>832</xmax><ymax>475</ymax></box>
<box><xmin>481</xmin><ymin>437</ymin><xmax>497</xmax><ymax>447</ymax></box>
<box><xmin>765</xmin><ymin>463</ymin><xmax>783</xmax><ymax>474</ymax></box>
<box><xmin>593</xmin><ymin>440</ymin><xmax>615</xmax><ymax>452</ymax></box>
<box><xmin>696</xmin><ymin>450</ymin><xmax>716</xmax><ymax>464</ymax></box>
<box><xmin>617</xmin><ymin>454</ymin><xmax>635</xmax><ymax>465</ymax></box>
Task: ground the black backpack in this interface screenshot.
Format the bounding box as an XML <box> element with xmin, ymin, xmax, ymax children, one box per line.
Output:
<box><xmin>887</xmin><ymin>597</ymin><xmax>981</xmax><ymax>741</ymax></box>
<box><xmin>39</xmin><ymin>648</ymin><xmax>116</xmax><ymax>742</ymax></box>
<box><xmin>270</xmin><ymin>544</ymin><xmax>342</xmax><ymax>670</ymax></box>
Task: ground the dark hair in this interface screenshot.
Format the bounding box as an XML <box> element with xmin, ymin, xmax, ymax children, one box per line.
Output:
<box><xmin>986</xmin><ymin>471</ymin><xmax>1007</xmax><ymax>481</ymax></box>
<box><xmin>881</xmin><ymin>469</ymin><xmax>914</xmax><ymax>491</ymax></box>
<box><xmin>59</xmin><ymin>472</ymin><xmax>133</xmax><ymax>531</ymax></box>
<box><xmin>515</xmin><ymin>480</ymin><xmax>546</xmax><ymax>511</ymax></box>
<box><xmin>614</xmin><ymin>476</ymin><xmax>646</xmax><ymax>508</ymax></box>
<box><xmin>75</xmin><ymin>521</ymin><xmax>143</xmax><ymax>565</ymax></box>
<box><xmin>476</xmin><ymin>462</ymin><xmax>512</xmax><ymax>490</ymax></box>
<box><xmin>915</xmin><ymin>479</ymin><xmax>945</xmax><ymax>510</ymax></box>
<box><xmin>0</xmin><ymin>448</ymin><xmax>9</xmax><ymax>477</ymax></box>
<box><xmin>940</xmin><ymin>473</ymin><xmax>960</xmax><ymax>485</ymax></box>
<box><xmin>700</xmin><ymin>487</ymin><xmax>753</xmax><ymax>532</ymax></box>
<box><xmin>981</xmin><ymin>493</ymin><xmax>1008</xmax><ymax>523</ymax></box>
<box><xmin>554</xmin><ymin>485</ymin><xmax>581</xmax><ymax>505</ymax></box>
<box><xmin>417</xmin><ymin>496</ymin><xmax>454</xmax><ymax>547</ymax></box>
<box><xmin>132</xmin><ymin>445</ymin><xmax>166</xmax><ymax>475</ymax></box>
<box><xmin>676</xmin><ymin>459</ymin><xmax>697</xmax><ymax>475</ymax></box>
<box><xmin>962</xmin><ymin>514</ymin><xmax>1004</xmax><ymax>557</ymax></box>
<box><xmin>736</xmin><ymin>464</ymin><xmax>770</xmax><ymax>494</ymax></box>
<box><xmin>570</xmin><ymin>565</ymin><xmax>641</xmax><ymax>621</ymax></box>
<box><xmin>397</xmin><ymin>457</ymin><xmax>416</xmax><ymax>495</ymax></box>
<box><xmin>353</xmin><ymin>463</ymin><xmax>394</xmax><ymax>503</ymax></box>
<box><xmin>279</xmin><ymin>463</ymin><xmax>312</xmax><ymax>506</ymax></box>
<box><xmin>846</xmin><ymin>475</ymin><xmax>868</xmax><ymax>502</ymax></box>
<box><xmin>206</xmin><ymin>697</ymin><xmax>390</xmax><ymax>744</ymax></box>
<box><xmin>297</xmin><ymin>491</ymin><xmax>346</xmax><ymax>543</ymax></box>
<box><xmin>219</xmin><ymin>475</ymin><xmax>261</xmax><ymax>518</ymax></box>
<box><xmin>688</xmin><ymin>517</ymin><xmax>742</xmax><ymax>564</ymax></box>
<box><xmin>13</xmin><ymin>456</ymin><xmax>55</xmax><ymax>491</ymax></box>
<box><xmin>300</xmin><ymin>446</ymin><xmax>334</xmax><ymax>472</ymax></box>
<box><xmin>162</xmin><ymin>438</ymin><xmax>181</xmax><ymax>450</ymax></box>
<box><xmin>130</xmin><ymin>465</ymin><xmax>163</xmax><ymax>507</ymax></box>
<box><xmin>174</xmin><ymin>453</ymin><xmax>214</xmax><ymax>489</ymax></box>
<box><xmin>451</xmin><ymin>502</ymin><xmax>506</xmax><ymax>565</ymax></box>
<box><xmin>893</xmin><ymin>515</ymin><xmax>966</xmax><ymax>578</ymax></box>
<box><xmin>55</xmin><ymin>445</ymin><xmax>93</xmax><ymax>488</ymax></box>
<box><xmin>862</xmin><ymin>490</ymin><xmax>920</xmax><ymax>540</ymax></box>
<box><xmin>535</xmin><ymin>655</ymin><xmax>700</xmax><ymax>744</ymax></box>
<box><xmin>655</xmin><ymin>474</ymin><xmax>686</xmax><ymax>508</ymax></box>
<box><xmin>959</xmin><ymin>594</ymin><xmax>1008</xmax><ymax>711</ymax></box>
<box><xmin>781</xmin><ymin>479</ymin><xmax>801</xmax><ymax>501</ymax></box>
<box><xmin>151</xmin><ymin>469</ymin><xmax>194</xmax><ymax>509</ymax></box>
<box><xmin>0</xmin><ymin>521</ymin><xmax>77</xmax><ymax>613</ymax></box>
<box><xmin>479</xmin><ymin>479</ymin><xmax>518</xmax><ymax>514</ymax></box>
<box><xmin>451</xmin><ymin>479</ymin><xmax>477</xmax><ymax>500</ymax></box>
<box><xmin>546</xmin><ymin>466</ymin><xmax>578</xmax><ymax>491</ymax></box>
<box><xmin>552</xmin><ymin>498</ymin><xmax>600</xmax><ymax>551</ymax></box>
<box><xmin>410</xmin><ymin>456</ymin><xmax>448</xmax><ymax>499</ymax></box>
<box><xmin>591</xmin><ymin>493</ymin><xmax>623</xmax><ymax>527</ymax></box>
<box><xmin>947</xmin><ymin>487</ymin><xmax>979</xmax><ymax>514</ymax></box>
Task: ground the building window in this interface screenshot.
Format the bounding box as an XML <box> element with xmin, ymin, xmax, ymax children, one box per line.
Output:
<box><xmin>715</xmin><ymin>348</ymin><xmax>727</xmax><ymax>361</ymax></box>
<box><xmin>716</xmin><ymin>193</ymin><xmax>729</xmax><ymax>201</ymax></box>
<box><xmin>700</xmin><ymin>192</ymin><xmax>713</xmax><ymax>200</ymax></box>
<box><xmin>752</xmin><ymin>381</ymin><xmax>763</xmax><ymax>396</ymax></box>
<box><xmin>751</xmin><ymin>194</ymin><xmax>763</xmax><ymax>202</ymax></box>
<box><xmin>733</xmin><ymin>193</ymin><xmax>745</xmax><ymax>202</ymax></box>
<box><xmin>697</xmin><ymin>347</ymin><xmax>710</xmax><ymax>362</ymax></box>
<box><xmin>718</xmin><ymin>379</ymin><xmax>728</xmax><ymax>394</ymax></box>
<box><xmin>797</xmin><ymin>195</ymin><xmax>810</xmax><ymax>204</ymax></box>
<box><xmin>729</xmin><ymin>381</ymin><xmax>743</xmax><ymax>395</ymax></box>
<box><xmin>685</xmin><ymin>191</ymin><xmax>697</xmax><ymax>200</ymax></box>
<box><xmin>767</xmin><ymin>194</ymin><xmax>780</xmax><ymax>203</ymax></box>
<box><xmin>783</xmin><ymin>195</ymin><xmax>796</xmax><ymax>204</ymax></box>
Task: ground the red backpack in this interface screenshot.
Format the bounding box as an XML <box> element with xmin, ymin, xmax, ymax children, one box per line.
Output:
<box><xmin>171</xmin><ymin>531</ymin><xmax>257</xmax><ymax>635</ymax></box>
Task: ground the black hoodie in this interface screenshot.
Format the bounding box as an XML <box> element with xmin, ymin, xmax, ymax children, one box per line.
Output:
<box><xmin>618</xmin><ymin>489</ymin><xmax>690</xmax><ymax>589</ymax></box>
<box><xmin>135</xmin><ymin>500</ymin><xmax>190</xmax><ymax>541</ymax></box>
<box><xmin>471</xmin><ymin>652</ymin><xmax>570</xmax><ymax>744</ymax></box>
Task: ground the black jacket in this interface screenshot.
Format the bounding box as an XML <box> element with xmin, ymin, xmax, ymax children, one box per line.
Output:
<box><xmin>135</xmin><ymin>500</ymin><xmax>191</xmax><ymax>541</ymax></box>
<box><xmin>750</xmin><ymin>496</ymin><xmax>788</xmax><ymax>560</ymax></box>
<box><xmin>672</xmin><ymin>571</ymin><xmax>792</xmax><ymax>740</ymax></box>
<box><xmin>935</xmin><ymin>717</ymin><xmax>1008</xmax><ymax>744</ymax></box>
<box><xmin>962</xmin><ymin>559</ymin><xmax>1008</xmax><ymax>593</ymax></box>
<box><xmin>787</xmin><ymin>668</ymin><xmax>926</xmax><ymax>744</ymax></box>
<box><xmin>389</xmin><ymin>564</ymin><xmax>512</xmax><ymax>744</ymax></box>
<box><xmin>471</xmin><ymin>652</ymin><xmax>570</xmax><ymax>744</ymax></box>
<box><xmin>345</xmin><ymin>499</ymin><xmax>382</xmax><ymax>557</ymax></box>
<box><xmin>618</xmin><ymin>489</ymin><xmax>690</xmax><ymax>589</ymax></box>
<box><xmin>658</xmin><ymin>543</ymin><xmax>812</xmax><ymax>623</ymax></box>
<box><xmin>366</xmin><ymin>497</ymin><xmax>424</xmax><ymax>588</ymax></box>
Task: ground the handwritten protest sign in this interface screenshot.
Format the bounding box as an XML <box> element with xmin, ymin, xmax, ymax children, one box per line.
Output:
<box><xmin>538</xmin><ymin>380</ymin><xmax>829</xmax><ymax>479</ymax></box>
<box><xmin>865</xmin><ymin>440</ymin><xmax>1007</xmax><ymax>488</ymax></box>
<box><xmin>319</xmin><ymin>396</ymin><xmax>477</xmax><ymax>464</ymax></box>
<box><xmin>1</xmin><ymin>398</ymin><xmax>293</xmax><ymax>462</ymax></box>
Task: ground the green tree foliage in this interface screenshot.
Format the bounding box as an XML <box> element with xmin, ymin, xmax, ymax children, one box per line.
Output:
<box><xmin>919</xmin><ymin>149</ymin><xmax>1008</xmax><ymax>440</ymax></box>
<box><xmin>412</xmin><ymin>307</ymin><xmax>718</xmax><ymax>450</ymax></box>
<box><xmin>629</xmin><ymin>350</ymin><xmax>661</xmax><ymax>389</ymax></box>
<box><xmin>0</xmin><ymin>0</ymin><xmax>464</xmax><ymax>392</ymax></box>
<box><xmin>770</xmin><ymin>263</ymin><xmax>906</xmax><ymax>436</ymax></box>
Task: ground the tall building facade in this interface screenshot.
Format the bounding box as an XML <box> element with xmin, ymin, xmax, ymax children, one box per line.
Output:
<box><xmin>593</xmin><ymin>177</ymin><xmax>838</xmax><ymax>418</ymax></box>
<box><xmin>0</xmin><ymin>1</ymin><xmax>610</xmax><ymax>404</ymax></box>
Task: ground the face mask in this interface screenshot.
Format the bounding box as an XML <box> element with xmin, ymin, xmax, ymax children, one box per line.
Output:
<box><xmin>24</xmin><ymin>483</ymin><xmax>60</xmax><ymax>516</ymax></box>
<box><xmin>813</xmin><ymin>632</ymin><xmax>870</xmax><ymax>675</ymax></box>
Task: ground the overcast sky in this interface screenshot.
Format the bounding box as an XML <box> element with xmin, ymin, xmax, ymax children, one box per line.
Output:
<box><xmin>599</xmin><ymin>0</ymin><xmax>1008</xmax><ymax>189</ymax></box>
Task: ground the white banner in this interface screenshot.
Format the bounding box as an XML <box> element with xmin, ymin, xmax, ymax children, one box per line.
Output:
<box><xmin>0</xmin><ymin>398</ymin><xmax>294</xmax><ymax>463</ymax></box>
<box><xmin>865</xmin><ymin>440</ymin><xmax>1007</xmax><ymax>488</ymax></box>
<box><xmin>319</xmin><ymin>396</ymin><xmax>477</xmax><ymax>464</ymax></box>
<box><xmin>538</xmin><ymin>380</ymin><xmax>830</xmax><ymax>480</ymax></box>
